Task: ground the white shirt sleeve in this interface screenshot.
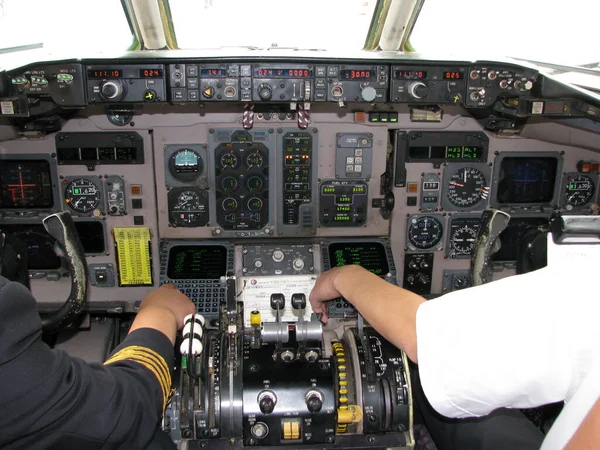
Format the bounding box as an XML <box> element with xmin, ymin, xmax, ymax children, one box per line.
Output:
<box><xmin>415</xmin><ymin>235</ymin><xmax>600</xmax><ymax>448</ymax></box>
<box><xmin>416</xmin><ymin>265</ymin><xmax>572</xmax><ymax>418</ymax></box>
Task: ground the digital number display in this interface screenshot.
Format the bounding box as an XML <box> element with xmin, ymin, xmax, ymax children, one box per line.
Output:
<box><xmin>254</xmin><ymin>68</ymin><xmax>312</xmax><ymax>78</ymax></box>
<box><xmin>340</xmin><ymin>70</ymin><xmax>375</xmax><ymax>80</ymax></box>
<box><xmin>393</xmin><ymin>70</ymin><xmax>427</xmax><ymax>80</ymax></box>
<box><xmin>497</xmin><ymin>157</ymin><xmax>558</xmax><ymax>204</ymax></box>
<box><xmin>139</xmin><ymin>69</ymin><xmax>163</xmax><ymax>78</ymax></box>
<box><xmin>0</xmin><ymin>160</ymin><xmax>53</xmax><ymax>209</ymax></box>
<box><xmin>462</xmin><ymin>146</ymin><xmax>482</xmax><ymax>159</ymax></box>
<box><xmin>328</xmin><ymin>242</ymin><xmax>389</xmax><ymax>276</ymax></box>
<box><xmin>87</xmin><ymin>69</ymin><xmax>122</xmax><ymax>79</ymax></box>
<box><xmin>167</xmin><ymin>245</ymin><xmax>228</xmax><ymax>279</ymax></box>
<box><xmin>423</xmin><ymin>182</ymin><xmax>439</xmax><ymax>190</ymax></box>
<box><xmin>446</xmin><ymin>147</ymin><xmax>462</xmax><ymax>159</ymax></box>
<box><xmin>201</xmin><ymin>68</ymin><xmax>226</xmax><ymax>77</ymax></box>
<box><xmin>443</xmin><ymin>71</ymin><xmax>464</xmax><ymax>80</ymax></box>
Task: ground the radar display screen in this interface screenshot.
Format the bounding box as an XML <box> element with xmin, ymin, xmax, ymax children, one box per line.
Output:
<box><xmin>167</xmin><ymin>245</ymin><xmax>228</xmax><ymax>279</ymax></box>
<box><xmin>328</xmin><ymin>242</ymin><xmax>389</xmax><ymax>277</ymax></box>
<box><xmin>1</xmin><ymin>221</ymin><xmax>105</xmax><ymax>269</ymax></box>
<box><xmin>0</xmin><ymin>160</ymin><xmax>53</xmax><ymax>209</ymax></box>
<box><xmin>492</xmin><ymin>217</ymin><xmax>549</xmax><ymax>261</ymax></box>
<box><xmin>497</xmin><ymin>157</ymin><xmax>558</xmax><ymax>204</ymax></box>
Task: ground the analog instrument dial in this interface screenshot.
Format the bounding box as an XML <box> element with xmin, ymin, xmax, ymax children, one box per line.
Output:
<box><xmin>446</xmin><ymin>167</ymin><xmax>488</xmax><ymax>207</ymax></box>
<box><xmin>169</xmin><ymin>148</ymin><xmax>203</xmax><ymax>181</ymax></box>
<box><xmin>408</xmin><ymin>216</ymin><xmax>443</xmax><ymax>249</ymax></box>
<box><xmin>64</xmin><ymin>178</ymin><xmax>101</xmax><ymax>213</ymax></box>
<box><xmin>564</xmin><ymin>175</ymin><xmax>595</xmax><ymax>207</ymax></box>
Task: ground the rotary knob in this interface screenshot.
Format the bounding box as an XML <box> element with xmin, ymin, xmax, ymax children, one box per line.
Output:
<box><xmin>258</xmin><ymin>84</ymin><xmax>273</xmax><ymax>101</ymax></box>
<box><xmin>272</xmin><ymin>250</ymin><xmax>284</xmax><ymax>263</ymax></box>
<box><xmin>360</xmin><ymin>86</ymin><xmax>377</xmax><ymax>102</ymax></box>
<box><xmin>100</xmin><ymin>81</ymin><xmax>123</xmax><ymax>100</ymax></box>
<box><xmin>408</xmin><ymin>81</ymin><xmax>429</xmax><ymax>99</ymax></box>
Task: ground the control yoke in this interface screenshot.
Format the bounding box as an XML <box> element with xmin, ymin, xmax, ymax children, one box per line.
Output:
<box><xmin>471</xmin><ymin>209</ymin><xmax>510</xmax><ymax>286</ymax></box>
<box><xmin>41</xmin><ymin>211</ymin><xmax>88</xmax><ymax>333</ymax></box>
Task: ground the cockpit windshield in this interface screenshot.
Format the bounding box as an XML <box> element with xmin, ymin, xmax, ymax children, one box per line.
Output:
<box><xmin>169</xmin><ymin>0</ymin><xmax>377</xmax><ymax>51</ymax></box>
<box><xmin>411</xmin><ymin>0</ymin><xmax>598</xmax><ymax>68</ymax></box>
<box><xmin>0</xmin><ymin>0</ymin><xmax>133</xmax><ymax>55</ymax></box>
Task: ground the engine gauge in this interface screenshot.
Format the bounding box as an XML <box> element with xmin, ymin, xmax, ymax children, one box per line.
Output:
<box><xmin>220</xmin><ymin>152</ymin><xmax>239</xmax><ymax>169</ymax></box>
<box><xmin>407</xmin><ymin>215</ymin><xmax>443</xmax><ymax>250</ymax></box>
<box><xmin>221</xmin><ymin>176</ymin><xmax>239</xmax><ymax>192</ymax></box>
<box><xmin>64</xmin><ymin>178</ymin><xmax>101</xmax><ymax>213</ymax></box>
<box><xmin>564</xmin><ymin>174</ymin><xmax>595</xmax><ymax>207</ymax></box>
<box><xmin>169</xmin><ymin>148</ymin><xmax>203</xmax><ymax>182</ymax></box>
<box><xmin>447</xmin><ymin>217</ymin><xmax>481</xmax><ymax>258</ymax></box>
<box><xmin>168</xmin><ymin>188</ymin><xmax>208</xmax><ymax>227</ymax></box>
<box><xmin>446</xmin><ymin>167</ymin><xmax>488</xmax><ymax>207</ymax></box>
<box><xmin>246</xmin><ymin>152</ymin><xmax>264</xmax><ymax>168</ymax></box>
<box><xmin>246</xmin><ymin>175</ymin><xmax>265</xmax><ymax>192</ymax></box>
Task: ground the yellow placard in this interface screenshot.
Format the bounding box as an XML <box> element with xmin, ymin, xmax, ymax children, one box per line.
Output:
<box><xmin>114</xmin><ymin>227</ymin><xmax>152</xmax><ymax>286</ymax></box>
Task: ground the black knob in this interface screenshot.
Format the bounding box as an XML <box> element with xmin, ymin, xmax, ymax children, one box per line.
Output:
<box><xmin>258</xmin><ymin>84</ymin><xmax>273</xmax><ymax>101</ymax></box>
<box><xmin>100</xmin><ymin>81</ymin><xmax>122</xmax><ymax>100</ymax></box>
<box><xmin>291</xmin><ymin>293</ymin><xmax>306</xmax><ymax>310</ymax></box>
<box><xmin>259</xmin><ymin>396</ymin><xmax>275</xmax><ymax>414</ymax></box>
<box><xmin>408</xmin><ymin>81</ymin><xmax>429</xmax><ymax>99</ymax></box>
<box><xmin>270</xmin><ymin>293</ymin><xmax>285</xmax><ymax>310</ymax></box>
<box><xmin>306</xmin><ymin>395</ymin><xmax>323</xmax><ymax>413</ymax></box>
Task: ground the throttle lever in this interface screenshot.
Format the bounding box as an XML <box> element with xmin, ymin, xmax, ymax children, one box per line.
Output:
<box><xmin>41</xmin><ymin>211</ymin><xmax>88</xmax><ymax>333</ymax></box>
<box><xmin>471</xmin><ymin>209</ymin><xmax>510</xmax><ymax>286</ymax></box>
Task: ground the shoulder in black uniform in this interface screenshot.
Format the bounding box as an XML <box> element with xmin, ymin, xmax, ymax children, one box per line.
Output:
<box><xmin>0</xmin><ymin>276</ymin><xmax>176</xmax><ymax>450</ymax></box>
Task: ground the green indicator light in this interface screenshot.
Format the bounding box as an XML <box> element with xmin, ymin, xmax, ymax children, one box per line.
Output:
<box><xmin>74</xmin><ymin>188</ymin><xmax>80</xmax><ymax>194</ymax></box>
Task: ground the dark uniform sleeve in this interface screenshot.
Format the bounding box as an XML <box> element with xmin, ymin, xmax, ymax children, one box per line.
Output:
<box><xmin>0</xmin><ymin>276</ymin><xmax>175</xmax><ymax>450</ymax></box>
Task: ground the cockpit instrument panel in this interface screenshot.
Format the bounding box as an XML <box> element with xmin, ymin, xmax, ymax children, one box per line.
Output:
<box><xmin>160</xmin><ymin>241</ymin><xmax>234</xmax><ymax>317</ymax></box>
<box><xmin>209</xmin><ymin>129</ymin><xmax>275</xmax><ymax>237</ymax></box>
<box><xmin>441</xmin><ymin>163</ymin><xmax>490</xmax><ymax>211</ymax></box>
<box><xmin>406</xmin><ymin>215</ymin><xmax>444</xmax><ymax>251</ymax></box>
<box><xmin>0</xmin><ymin>159</ymin><xmax>54</xmax><ymax>209</ymax></box>
<box><xmin>446</xmin><ymin>215</ymin><xmax>481</xmax><ymax>259</ymax></box>
<box><xmin>321</xmin><ymin>239</ymin><xmax>397</xmax><ymax>318</ymax></box>
<box><xmin>492</xmin><ymin>152</ymin><xmax>562</xmax><ymax>210</ymax></box>
<box><xmin>319</xmin><ymin>180</ymin><xmax>368</xmax><ymax>227</ymax></box>
<box><xmin>561</xmin><ymin>173</ymin><xmax>596</xmax><ymax>209</ymax></box>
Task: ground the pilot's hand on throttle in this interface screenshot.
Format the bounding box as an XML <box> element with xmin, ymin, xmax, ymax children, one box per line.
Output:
<box><xmin>139</xmin><ymin>284</ymin><xmax>195</xmax><ymax>330</ymax></box>
<box><xmin>310</xmin><ymin>265</ymin><xmax>363</xmax><ymax>324</ymax></box>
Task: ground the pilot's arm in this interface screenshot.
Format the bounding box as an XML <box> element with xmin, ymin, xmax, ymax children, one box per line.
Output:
<box><xmin>310</xmin><ymin>241</ymin><xmax>600</xmax><ymax>449</ymax></box>
<box><xmin>0</xmin><ymin>277</ymin><xmax>194</xmax><ymax>450</ymax></box>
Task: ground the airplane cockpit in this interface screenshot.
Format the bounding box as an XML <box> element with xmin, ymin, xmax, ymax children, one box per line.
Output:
<box><xmin>1</xmin><ymin>0</ymin><xmax>599</xmax><ymax>448</ymax></box>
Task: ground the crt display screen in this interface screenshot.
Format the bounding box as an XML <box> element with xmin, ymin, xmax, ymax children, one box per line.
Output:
<box><xmin>496</xmin><ymin>157</ymin><xmax>558</xmax><ymax>204</ymax></box>
<box><xmin>492</xmin><ymin>217</ymin><xmax>549</xmax><ymax>261</ymax></box>
<box><xmin>328</xmin><ymin>242</ymin><xmax>389</xmax><ymax>276</ymax></box>
<box><xmin>1</xmin><ymin>221</ymin><xmax>105</xmax><ymax>270</ymax></box>
<box><xmin>167</xmin><ymin>245</ymin><xmax>228</xmax><ymax>279</ymax></box>
<box><xmin>0</xmin><ymin>160</ymin><xmax>53</xmax><ymax>209</ymax></box>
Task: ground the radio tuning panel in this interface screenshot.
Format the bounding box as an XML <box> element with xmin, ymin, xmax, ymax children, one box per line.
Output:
<box><xmin>252</xmin><ymin>65</ymin><xmax>312</xmax><ymax>102</ymax></box>
<box><xmin>278</xmin><ymin>129</ymin><xmax>317</xmax><ymax>236</ymax></box>
<box><xmin>390</xmin><ymin>66</ymin><xmax>466</xmax><ymax>104</ymax></box>
<box><xmin>86</xmin><ymin>64</ymin><xmax>166</xmax><ymax>103</ymax></box>
<box><xmin>321</xmin><ymin>65</ymin><xmax>389</xmax><ymax>103</ymax></box>
<box><xmin>208</xmin><ymin>129</ymin><xmax>276</xmax><ymax>238</ymax></box>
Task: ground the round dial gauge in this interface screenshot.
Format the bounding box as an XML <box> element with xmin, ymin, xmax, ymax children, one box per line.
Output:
<box><xmin>221</xmin><ymin>153</ymin><xmax>239</xmax><ymax>168</ymax></box>
<box><xmin>408</xmin><ymin>216</ymin><xmax>443</xmax><ymax>249</ymax></box>
<box><xmin>246</xmin><ymin>175</ymin><xmax>265</xmax><ymax>192</ymax></box>
<box><xmin>564</xmin><ymin>175</ymin><xmax>595</xmax><ymax>207</ymax></box>
<box><xmin>64</xmin><ymin>179</ymin><xmax>101</xmax><ymax>213</ymax></box>
<box><xmin>170</xmin><ymin>190</ymin><xmax>207</xmax><ymax>227</ymax></box>
<box><xmin>222</xmin><ymin>197</ymin><xmax>239</xmax><ymax>212</ymax></box>
<box><xmin>450</xmin><ymin>223</ymin><xmax>479</xmax><ymax>256</ymax></box>
<box><xmin>247</xmin><ymin>197</ymin><xmax>264</xmax><ymax>212</ymax></box>
<box><xmin>246</xmin><ymin>152</ymin><xmax>264</xmax><ymax>168</ymax></box>
<box><xmin>169</xmin><ymin>148</ymin><xmax>203</xmax><ymax>181</ymax></box>
<box><xmin>446</xmin><ymin>167</ymin><xmax>488</xmax><ymax>207</ymax></box>
<box><xmin>221</xmin><ymin>176</ymin><xmax>239</xmax><ymax>192</ymax></box>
